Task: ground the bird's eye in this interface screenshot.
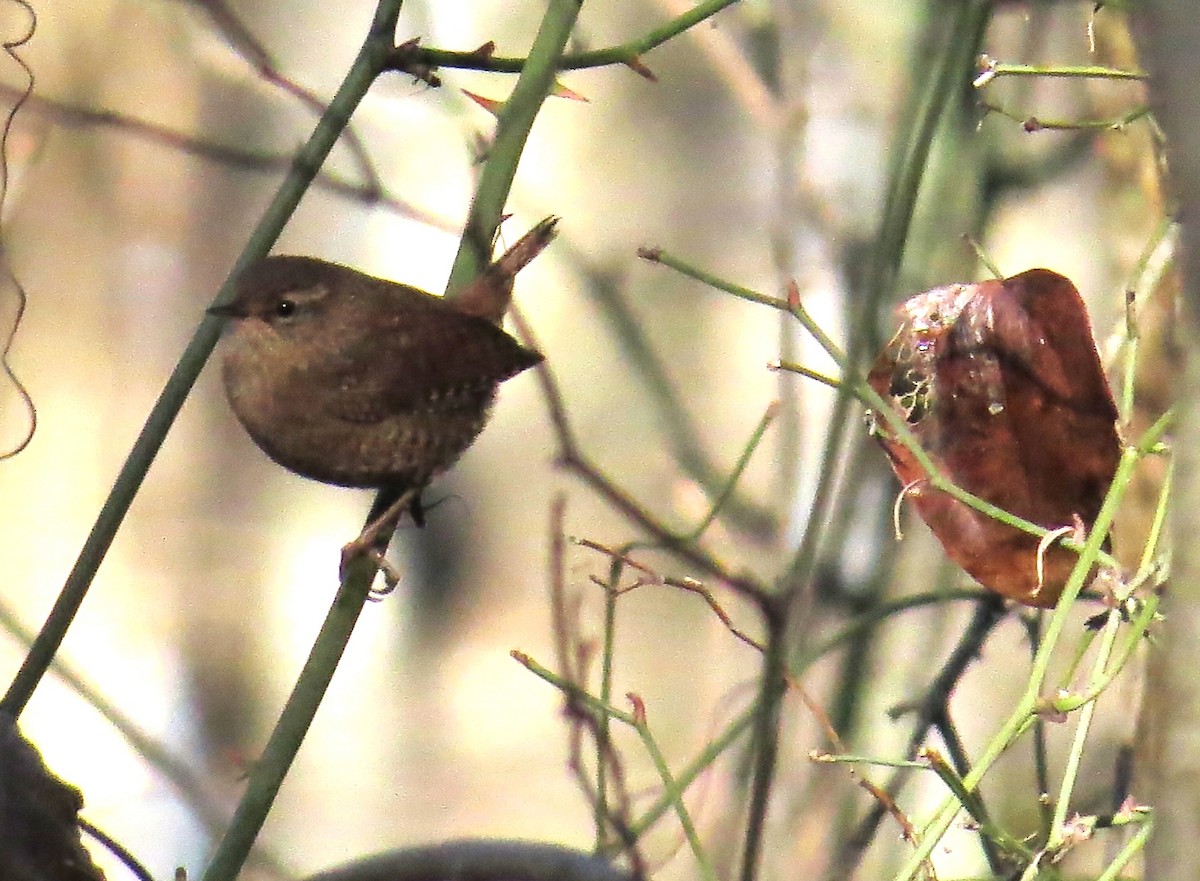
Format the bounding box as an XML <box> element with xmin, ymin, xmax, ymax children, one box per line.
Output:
<box><xmin>274</xmin><ymin>298</ymin><xmax>297</xmax><ymax>319</ymax></box>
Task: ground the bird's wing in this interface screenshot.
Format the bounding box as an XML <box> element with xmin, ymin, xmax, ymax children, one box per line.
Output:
<box><xmin>319</xmin><ymin>304</ymin><xmax>543</xmax><ymax>425</ymax></box>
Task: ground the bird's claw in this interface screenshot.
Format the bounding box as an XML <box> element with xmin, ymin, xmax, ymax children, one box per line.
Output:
<box><xmin>339</xmin><ymin>542</ymin><xmax>403</xmax><ymax>599</ymax></box>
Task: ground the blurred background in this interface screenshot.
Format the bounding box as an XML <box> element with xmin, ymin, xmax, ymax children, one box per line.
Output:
<box><xmin>0</xmin><ymin>1</ymin><xmax>1165</xmax><ymax>879</ymax></box>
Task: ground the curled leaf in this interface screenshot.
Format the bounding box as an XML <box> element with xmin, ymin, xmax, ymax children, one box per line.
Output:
<box><xmin>867</xmin><ymin>269</ymin><xmax>1120</xmax><ymax>607</ymax></box>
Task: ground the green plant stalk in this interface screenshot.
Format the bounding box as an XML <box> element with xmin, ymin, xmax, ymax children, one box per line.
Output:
<box><xmin>890</xmin><ymin>418</ymin><xmax>1165</xmax><ymax>881</ymax></box>
<box><xmin>984</xmin><ymin>62</ymin><xmax>1147</xmax><ymax>81</ymax></box>
<box><xmin>596</xmin><ymin>562</ymin><xmax>620</xmax><ymax>849</ymax></box>
<box><xmin>207</xmin><ymin>0</ymin><xmax>583</xmax><ymax>869</ymax></box>
<box><xmin>520</xmin><ymin>649</ymin><xmax>715</xmax><ymax>880</ymax></box>
<box><xmin>814</xmin><ymin>754</ymin><xmax>928</xmax><ymax>770</ymax></box>
<box><xmin>1022</xmin><ymin>225</ymin><xmax>1161</xmax><ymax>854</ymax></box>
<box><xmin>632</xmin><ymin>710</ymin><xmax>718</xmax><ymax>881</ymax></box>
<box><xmin>923</xmin><ymin>749</ymin><xmax>1033</xmax><ymax>861</ymax></box>
<box><xmin>1046</xmin><ymin>593</ymin><xmax>1158</xmax><ymax>716</ymax></box>
<box><xmin>965</xmin><ymin>235</ymin><xmax>1004</xmax><ymax>279</ymax></box>
<box><xmin>624</xmin><ymin>703</ymin><xmax>756</xmax><ymax>848</ymax></box>
<box><xmin>445</xmin><ymin>0</ymin><xmax>583</xmax><ymax>295</ymax></box>
<box><xmin>412</xmin><ymin>0</ymin><xmax>738</xmax><ymax>74</ymax></box>
<box><xmin>0</xmin><ymin>0</ymin><xmax>401</xmax><ymax>720</ymax></box>
<box><xmin>871</xmin><ymin>0</ymin><xmax>992</xmax><ymax>309</ymax></box>
<box><xmin>773</xmin><ymin>361</ymin><xmax>842</xmax><ymax>390</ymax></box>
<box><xmin>514</xmin><ymin>651</ymin><xmax>637</xmax><ymax>725</ymax></box>
<box><xmin>1139</xmin><ymin>454</ymin><xmax>1174</xmax><ymax>574</ymax></box>
<box><xmin>1122</xmin><ymin>304</ymin><xmax>1141</xmax><ymax>424</ymax></box>
<box><xmin>682</xmin><ymin>403</ymin><xmax>776</xmax><ymax>542</ymax></box>
<box><xmin>983</xmin><ymin>102</ymin><xmax>1152</xmax><ymax>131</ymax></box>
<box><xmin>196</xmin><ymin>5</ymin><xmax>411</xmax><ymax>871</ymax></box>
<box><xmin>1044</xmin><ymin>609</ymin><xmax>1124</xmax><ymax>853</ymax></box>
<box><xmin>593</xmin><ymin>429</ymin><xmax>1163</xmax><ymax>867</ymax></box>
<box><xmin>1094</xmin><ymin>812</ymin><xmax>1153</xmax><ymax>881</ymax></box>
<box><xmin>1045</xmin><ymin>460</ymin><xmax>1170</xmax><ymax>716</ymax></box>
<box><xmin>775</xmin><ymin>0</ymin><xmax>992</xmax><ymax>697</ymax></box>
<box><xmin>1118</xmin><ymin>215</ymin><xmax>1175</xmax><ymax>422</ymax></box>
<box><xmin>200</xmin><ymin>551</ymin><xmax>381</xmax><ymax>881</ymax></box>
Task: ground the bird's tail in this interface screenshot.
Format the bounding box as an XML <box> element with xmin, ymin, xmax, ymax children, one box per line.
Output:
<box><xmin>455</xmin><ymin>216</ymin><xmax>559</xmax><ymax>323</ymax></box>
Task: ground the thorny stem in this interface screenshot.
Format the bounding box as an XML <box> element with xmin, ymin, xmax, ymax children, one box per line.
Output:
<box><xmin>444</xmin><ymin>0</ymin><xmax>584</xmax><ymax>296</ymax></box>
<box><xmin>388</xmin><ymin>0</ymin><xmax>739</xmax><ymax>78</ymax></box>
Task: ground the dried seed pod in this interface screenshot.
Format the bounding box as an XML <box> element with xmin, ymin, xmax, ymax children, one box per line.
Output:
<box><xmin>867</xmin><ymin>269</ymin><xmax>1120</xmax><ymax>607</ymax></box>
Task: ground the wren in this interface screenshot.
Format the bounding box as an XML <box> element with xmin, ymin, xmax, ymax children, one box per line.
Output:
<box><xmin>212</xmin><ymin>217</ymin><xmax>556</xmax><ymax>529</ymax></box>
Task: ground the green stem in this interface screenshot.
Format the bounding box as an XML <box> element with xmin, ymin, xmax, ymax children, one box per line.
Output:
<box><xmin>631</xmin><ymin>707</ymin><xmax>718</xmax><ymax>881</ymax></box>
<box><xmin>596</xmin><ymin>564</ymin><xmax>620</xmax><ymax>847</ymax></box>
<box><xmin>514</xmin><ymin>652</ymin><xmax>637</xmax><ymax>725</ymax></box>
<box><xmin>445</xmin><ymin>0</ymin><xmax>583</xmax><ymax>296</ymax></box>
<box><xmin>199</xmin><ymin>552</ymin><xmax>380</xmax><ymax>881</ymax></box>
<box><xmin>890</xmin><ymin>421</ymin><xmax>1160</xmax><ymax>881</ymax></box>
<box><xmin>400</xmin><ymin>0</ymin><xmax>738</xmax><ymax>76</ymax></box>
<box><xmin>682</xmin><ymin>404</ymin><xmax>777</xmax><ymax>542</ymax></box>
<box><xmin>979</xmin><ymin>61</ymin><xmax>1146</xmax><ymax>82</ymax></box>
<box><xmin>1094</xmin><ymin>813</ymin><xmax>1153</xmax><ymax>881</ymax></box>
<box><xmin>1044</xmin><ymin>611</ymin><xmax>1122</xmax><ymax>851</ymax></box>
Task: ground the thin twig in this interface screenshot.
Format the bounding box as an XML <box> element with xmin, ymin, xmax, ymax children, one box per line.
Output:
<box><xmin>177</xmin><ymin>0</ymin><xmax>383</xmax><ymax>192</ymax></box>
<box><xmin>793</xmin><ymin>676</ymin><xmax>933</xmax><ymax>878</ymax></box>
<box><xmin>1</xmin><ymin>84</ymin><xmax>449</xmax><ymax>225</ymax></box>
<box><xmin>572</xmin><ymin>538</ymin><xmax>765</xmax><ymax>652</ymax></box>
<box><xmin>386</xmin><ymin>0</ymin><xmax>741</xmax><ymax>80</ymax></box>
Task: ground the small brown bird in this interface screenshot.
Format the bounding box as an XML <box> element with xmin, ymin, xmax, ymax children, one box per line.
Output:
<box><xmin>212</xmin><ymin>218</ymin><xmax>556</xmax><ymax>529</ymax></box>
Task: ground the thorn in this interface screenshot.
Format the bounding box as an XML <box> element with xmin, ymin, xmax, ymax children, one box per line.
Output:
<box><xmin>627</xmin><ymin>692</ymin><xmax>647</xmax><ymax>724</ymax></box>
<box><xmin>463</xmin><ymin>89</ymin><xmax>504</xmax><ymax>117</ymax></box>
<box><xmin>786</xmin><ymin>279</ymin><xmax>802</xmax><ymax>310</ymax></box>
<box><xmin>550</xmin><ymin>79</ymin><xmax>589</xmax><ymax>102</ymax></box>
<box><xmin>623</xmin><ymin>55</ymin><xmax>658</xmax><ymax>81</ymax></box>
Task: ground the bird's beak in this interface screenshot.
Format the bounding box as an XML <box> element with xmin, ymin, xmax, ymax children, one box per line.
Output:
<box><xmin>207</xmin><ymin>302</ymin><xmax>244</xmax><ymax>319</ymax></box>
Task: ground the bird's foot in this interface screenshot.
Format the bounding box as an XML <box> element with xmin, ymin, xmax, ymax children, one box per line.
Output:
<box><xmin>339</xmin><ymin>487</ymin><xmax>419</xmax><ymax>595</ymax></box>
<box><xmin>339</xmin><ymin>544</ymin><xmax>404</xmax><ymax>599</ymax></box>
